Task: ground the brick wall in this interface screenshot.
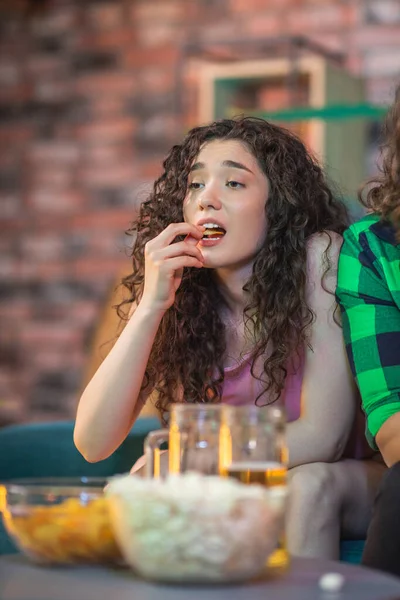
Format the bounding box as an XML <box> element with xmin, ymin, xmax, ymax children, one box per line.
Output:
<box><xmin>0</xmin><ymin>0</ymin><xmax>400</xmax><ymax>425</ymax></box>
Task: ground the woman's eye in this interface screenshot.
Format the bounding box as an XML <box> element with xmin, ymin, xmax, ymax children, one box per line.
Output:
<box><xmin>227</xmin><ymin>180</ymin><xmax>244</xmax><ymax>189</ymax></box>
<box><xmin>188</xmin><ymin>182</ymin><xmax>203</xmax><ymax>190</ymax></box>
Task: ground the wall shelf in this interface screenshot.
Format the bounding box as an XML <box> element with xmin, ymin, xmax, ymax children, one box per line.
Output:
<box><xmin>196</xmin><ymin>55</ymin><xmax>387</xmax><ymax>211</ymax></box>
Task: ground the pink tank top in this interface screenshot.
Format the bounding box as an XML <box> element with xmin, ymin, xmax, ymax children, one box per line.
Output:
<box><xmin>221</xmin><ymin>352</ymin><xmax>302</xmax><ymax>421</ymax></box>
<box><xmin>221</xmin><ymin>352</ymin><xmax>373</xmax><ymax>460</ymax></box>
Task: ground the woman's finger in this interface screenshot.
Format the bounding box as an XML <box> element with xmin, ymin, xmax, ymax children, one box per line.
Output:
<box><xmin>164</xmin><ymin>255</ymin><xmax>204</xmax><ymax>271</ymax></box>
<box><xmin>154</xmin><ymin>241</ymin><xmax>204</xmax><ymax>262</ymax></box>
<box><xmin>150</xmin><ymin>222</ymin><xmax>204</xmax><ymax>249</ymax></box>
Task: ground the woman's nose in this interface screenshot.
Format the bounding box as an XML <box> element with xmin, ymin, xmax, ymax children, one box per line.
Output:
<box><xmin>197</xmin><ymin>185</ymin><xmax>222</xmax><ymax>210</ymax></box>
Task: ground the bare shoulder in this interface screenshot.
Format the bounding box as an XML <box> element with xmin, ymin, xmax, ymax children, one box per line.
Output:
<box><xmin>306</xmin><ymin>231</ymin><xmax>343</xmax><ymax>279</ymax></box>
<box><xmin>306</xmin><ymin>230</ymin><xmax>343</xmax><ymax>262</ymax></box>
<box><xmin>306</xmin><ymin>231</ymin><xmax>344</xmax><ymax>302</ymax></box>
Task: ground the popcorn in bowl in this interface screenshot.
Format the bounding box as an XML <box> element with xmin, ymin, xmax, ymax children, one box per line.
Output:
<box><xmin>106</xmin><ymin>472</ymin><xmax>287</xmax><ymax>583</ymax></box>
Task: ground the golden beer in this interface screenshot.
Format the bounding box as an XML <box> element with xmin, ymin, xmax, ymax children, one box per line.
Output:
<box><xmin>223</xmin><ymin>462</ymin><xmax>287</xmax><ymax>487</ymax></box>
<box><xmin>221</xmin><ymin>461</ymin><xmax>289</xmax><ymax>570</ymax></box>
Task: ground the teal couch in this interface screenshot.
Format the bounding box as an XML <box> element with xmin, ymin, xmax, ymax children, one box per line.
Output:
<box><xmin>0</xmin><ymin>418</ymin><xmax>365</xmax><ymax>563</ymax></box>
<box><xmin>0</xmin><ymin>418</ymin><xmax>161</xmax><ymax>554</ymax></box>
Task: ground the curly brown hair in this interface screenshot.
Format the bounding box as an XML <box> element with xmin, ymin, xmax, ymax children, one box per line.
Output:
<box><xmin>360</xmin><ymin>85</ymin><xmax>400</xmax><ymax>235</ymax></box>
<box><xmin>119</xmin><ymin>117</ymin><xmax>349</xmax><ymax>421</ymax></box>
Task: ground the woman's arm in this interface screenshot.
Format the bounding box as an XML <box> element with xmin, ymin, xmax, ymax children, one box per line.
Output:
<box><xmin>286</xmin><ymin>232</ymin><xmax>357</xmax><ymax>468</ymax></box>
<box><xmin>74</xmin><ymin>302</ymin><xmax>164</xmax><ymax>462</ymax></box>
<box><xmin>74</xmin><ymin>222</ymin><xmax>204</xmax><ymax>463</ymax></box>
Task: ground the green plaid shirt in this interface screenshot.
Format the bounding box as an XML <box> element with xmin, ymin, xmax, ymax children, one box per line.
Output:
<box><xmin>336</xmin><ymin>213</ymin><xmax>400</xmax><ymax>449</ymax></box>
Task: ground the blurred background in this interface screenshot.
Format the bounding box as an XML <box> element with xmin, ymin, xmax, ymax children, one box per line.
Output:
<box><xmin>0</xmin><ymin>0</ymin><xmax>399</xmax><ymax>427</ymax></box>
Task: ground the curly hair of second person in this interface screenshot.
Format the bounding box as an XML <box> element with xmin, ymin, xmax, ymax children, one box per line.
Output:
<box><xmin>118</xmin><ymin>117</ymin><xmax>349</xmax><ymax>421</ymax></box>
<box><xmin>361</xmin><ymin>84</ymin><xmax>400</xmax><ymax>235</ymax></box>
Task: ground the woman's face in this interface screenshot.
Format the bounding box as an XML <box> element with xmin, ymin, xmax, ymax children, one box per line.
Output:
<box><xmin>183</xmin><ymin>139</ymin><xmax>269</xmax><ymax>271</ymax></box>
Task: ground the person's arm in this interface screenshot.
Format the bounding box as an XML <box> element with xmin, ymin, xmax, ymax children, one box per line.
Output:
<box><xmin>74</xmin><ymin>303</ymin><xmax>165</xmax><ymax>462</ymax></box>
<box><xmin>80</xmin><ymin>269</ymin><xmax>160</xmax><ymax>420</ymax></box>
<box><xmin>376</xmin><ymin>413</ymin><xmax>400</xmax><ymax>467</ymax></box>
<box><xmin>336</xmin><ymin>227</ymin><xmax>400</xmax><ymax>467</ymax></box>
<box><xmin>286</xmin><ymin>232</ymin><xmax>357</xmax><ymax>468</ymax></box>
<box><xmin>74</xmin><ymin>222</ymin><xmax>205</xmax><ymax>462</ymax></box>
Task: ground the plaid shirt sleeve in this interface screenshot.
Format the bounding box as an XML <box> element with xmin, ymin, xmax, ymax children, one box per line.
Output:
<box><xmin>336</xmin><ymin>224</ymin><xmax>400</xmax><ymax>449</ymax></box>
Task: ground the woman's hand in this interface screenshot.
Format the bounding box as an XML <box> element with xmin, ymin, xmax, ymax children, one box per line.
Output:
<box><xmin>141</xmin><ymin>223</ymin><xmax>205</xmax><ymax>313</ymax></box>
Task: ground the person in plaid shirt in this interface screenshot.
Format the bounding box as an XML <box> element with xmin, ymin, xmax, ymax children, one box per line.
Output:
<box><xmin>337</xmin><ymin>85</ymin><xmax>400</xmax><ymax>576</ymax></box>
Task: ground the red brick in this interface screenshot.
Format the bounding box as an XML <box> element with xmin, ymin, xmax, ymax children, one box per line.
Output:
<box><xmin>76</xmin><ymin>118</ymin><xmax>137</xmax><ymax>143</ymax></box>
<box><xmin>18</xmin><ymin>262</ymin><xmax>67</xmax><ymax>280</ymax></box>
<box><xmin>352</xmin><ymin>26</ymin><xmax>400</xmax><ymax>48</ymax></box>
<box><xmin>67</xmin><ymin>301</ymin><xmax>100</xmax><ymax>324</ymax></box>
<box><xmin>26</xmin><ymin>189</ymin><xmax>88</xmax><ymax>213</ymax></box>
<box><xmin>0</xmin><ymin>256</ymin><xmax>20</xmax><ymax>277</ymax></box>
<box><xmin>0</xmin><ymin>215</ymin><xmax>24</xmax><ymax>233</ymax></box>
<box><xmin>76</xmin><ymin>28</ymin><xmax>136</xmax><ymax>51</ymax></box>
<box><xmin>201</xmin><ymin>22</ymin><xmax>243</xmax><ymax>43</ymax></box>
<box><xmin>0</xmin><ymin>194</ymin><xmax>22</xmax><ymax>218</ymax></box>
<box><xmin>78</xmin><ymin>162</ymin><xmax>137</xmax><ymax>188</ymax></box>
<box><xmin>139</xmin><ymin>67</ymin><xmax>174</xmax><ymax>94</ymax></box>
<box><xmin>91</xmin><ymin>97</ymin><xmax>126</xmax><ymax>118</ymax></box>
<box><xmin>27</xmin><ymin>142</ymin><xmax>81</xmax><ymax>165</ymax></box>
<box><xmin>0</xmin><ymin>303</ymin><xmax>31</xmax><ymax>321</ymax></box>
<box><xmin>123</xmin><ymin>45</ymin><xmax>179</xmax><ymax>68</ymax></box>
<box><xmin>0</xmin><ymin>60</ymin><xmax>20</xmax><ymax>85</ymax></box>
<box><xmin>82</xmin><ymin>142</ymin><xmax>132</xmax><ymax>163</ymax></box>
<box><xmin>31</xmin><ymin>167</ymin><xmax>73</xmax><ymax>189</ymax></box>
<box><xmin>20</xmin><ymin>323</ymin><xmax>83</xmax><ymax>347</ymax></box>
<box><xmin>72</xmin><ymin>257</ymin><xmax>128</xmax><ymax>278</ymax></box>
<box><xmin>0</xmin><ymin>83</ymin><xmax>33</xmax><ymax>103</ymax></box>
<box><xmin>31</xmin><ymin>8</ymin><xmax>78</xmax><ymax>35</ymax></box>
<box><xmin>137</xmin><ymin>160</ymin><xmax>163</xmax><ymax>180</ymax></box>
<box><xmin>230</xmin><ymin>0</ymin><xmax>293</xmax><ymax>12</ymax></box>
<box><xmin>131</xmin><ymin>1</ymin><xmax>184</xmax><ymax>23</ymax></box>
<box><xmin>287</xmin><ymin>5</ymin><xmax>349</xmax><ymax>32</ymax></box>
<box><xmin>21</xmin><ymin>234</ymin><xmax>65</xmax><ymax>262</ymax></box>
<box><xmin>244</xmin><ymin>13</ymin><xmax>285</xmax><ymax>36</ymax></box>
<box><xmin>0</xmin><ymin>149</ymin><xmax>18</xmax><ymax>170</ymax></box>
<box><xmin>86</xmin><ymin>3</ymin><xmax>125</xmax><ymax>30</ymax></box>
<box><xmin>29</xmin><ymin>345</ymin><xmax>86</xmax><ymax>371</ymax></box>
<box><xmin>26</xmin><ymin>56</ymin><xmax>67</xmax><ymax>78</ymax></box>
<box><xmin>74</xmin><ymin>72</ymin><xmax>137</xmax><ymax>97</ymax></box>
<box><xmin>89</xmin><ymin>233</ymin><xmax>125</xmax><ymax>255</ymax></box>
<box><xmin>137</xmin><ymin>22</ymin><xmax>184</xmax><ymax>47</ymax></box>
<box><xmin>0</xmin><ymin>125</ymin><xmax>34</xmax><ymax>147</ymax></box>
<box><xmin>70</xmin><ymin>210</ymin><xmax>132</xmax><ymax>231</ymax></box>
<box><xmin>34</xmin><ymin>80</ymin><xmax>72</xmax><ymax>103</ymax></box>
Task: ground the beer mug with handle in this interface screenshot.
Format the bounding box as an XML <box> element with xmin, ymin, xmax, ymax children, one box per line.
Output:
<box><xmin>219</xmin><ymin>404</ymin><xmax>289</xmax><ymax>570</ymax></box>
<box><xmin>144</xmin><ymin>404</ymin><xmax>223</xmax><ymax>478</ymax></box>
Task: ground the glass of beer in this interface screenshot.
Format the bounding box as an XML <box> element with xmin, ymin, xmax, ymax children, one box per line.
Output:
<box><xmin>219</xmin><ymin>404</ymin><xmax>289</xmax><ymax>571</ymax></box>
<box><xmin>144</xmin><ymin>404</ymin><xmax>223</xmax><ymax>478</ymax></box>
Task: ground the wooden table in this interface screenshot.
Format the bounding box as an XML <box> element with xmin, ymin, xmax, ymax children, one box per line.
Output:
<box><xmin>1</xmin><ymin>555</ymin><xmax>400</xmax><ymax>600</ymax></box>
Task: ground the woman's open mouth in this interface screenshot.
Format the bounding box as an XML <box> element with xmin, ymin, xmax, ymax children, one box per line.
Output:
<box><xmin>199</xmin><ymin>222</ymin><xmax>226</xmax><ymax>246</ymax></box>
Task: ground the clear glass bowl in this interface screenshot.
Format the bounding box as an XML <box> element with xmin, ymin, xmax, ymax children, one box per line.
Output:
<box><xmin>0</xmin><ymin>477</ymin><xmax>123</xmax><ymax>565</ymax></box>
<box><xmin>106</xmin><ymin>472</ymin><xmax>288</xmax><ymax>584</ymax></box>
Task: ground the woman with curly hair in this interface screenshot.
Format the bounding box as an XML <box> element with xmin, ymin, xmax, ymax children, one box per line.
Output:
<box><xmin>75</xmin><ymin>116</ymin><xmax>384</xmax><ymax>558</ymax></box>
<box><xmin>337</xmin><ymin>86</ymin><xmax>400</xmax><ymax>575</ymax></box>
